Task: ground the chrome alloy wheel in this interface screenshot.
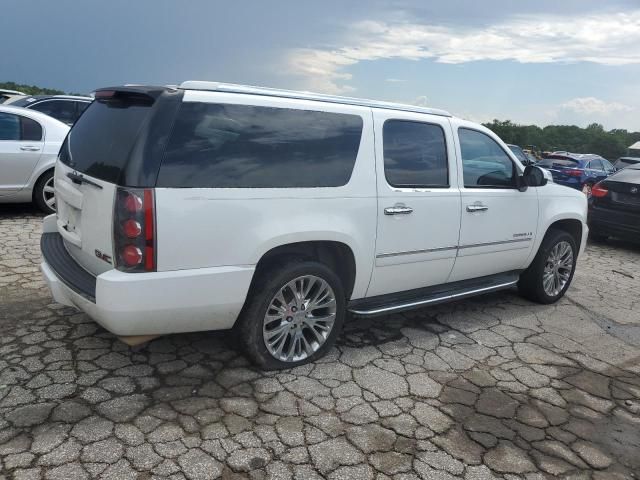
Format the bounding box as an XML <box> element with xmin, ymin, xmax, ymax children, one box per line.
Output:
<box><xmin>43</xmin><ymin>176</ymin><xmax>56</xmax><ymax>211</ymax></box>
<box><xmin>542</xmin><ymin>241</ymin><xmax>574</xmax><ymax>297</ymax></box>
<box><xmin>262</xmin><ymin>275</ymin><xmax>337</xmax><ymax>362</ymax></box>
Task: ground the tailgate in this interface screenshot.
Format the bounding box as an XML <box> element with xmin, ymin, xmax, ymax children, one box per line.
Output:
<box><xmin>54</xmin><ymin>161</ymin><xmax>116</xmax><ymax>275</ymax></box>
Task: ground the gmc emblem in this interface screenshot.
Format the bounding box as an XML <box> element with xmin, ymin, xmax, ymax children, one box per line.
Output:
<box><xmin>95</xmin><ymin>249</ymin><xmax>112</xmax><ymax>264</ymax></box>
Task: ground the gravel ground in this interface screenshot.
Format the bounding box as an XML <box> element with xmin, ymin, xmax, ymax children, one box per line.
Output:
<box><xmin>1</xmin><ymin>204</ymin><xmax>639</xmax><ymax>480</ymax></box>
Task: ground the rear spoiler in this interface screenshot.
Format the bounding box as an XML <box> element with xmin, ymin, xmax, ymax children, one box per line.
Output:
<box><xmin>93</xmin><ymin>85</ymin><xmax>173</xmax><ymax>104</ymax></box>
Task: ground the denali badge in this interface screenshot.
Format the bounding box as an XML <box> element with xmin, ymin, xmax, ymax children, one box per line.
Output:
<box><xmin>95</xmin><ymin>249</ymin><xmax>112</xmax><ymax>264</ymax></box>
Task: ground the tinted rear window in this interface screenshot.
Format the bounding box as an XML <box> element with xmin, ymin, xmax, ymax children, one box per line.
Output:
<box><xmin>539</xmin><ymin>157</ymin><xmax>579</xmax><ymax>167</ymax></box>
<box><xmin>157</xmin><ymin>102</ymin><xmax>363</xmax><ymax>188</ymax></box>
<box><xmin>59</xmin><ymin>96</ymin><xmax>153</xmax><ymax>183</ymax></box>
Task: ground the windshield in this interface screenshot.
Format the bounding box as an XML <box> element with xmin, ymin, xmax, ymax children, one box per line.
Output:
<box><xmin>508</xmin><ymin>145</ymin><xmax>528</xmax><ymax>163</ymax></box>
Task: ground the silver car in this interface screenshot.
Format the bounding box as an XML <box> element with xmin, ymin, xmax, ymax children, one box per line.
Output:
<box><xmin>0</xmin><ymin>105</ymin><xmax>69</xmax><ymax>213</ymax></box>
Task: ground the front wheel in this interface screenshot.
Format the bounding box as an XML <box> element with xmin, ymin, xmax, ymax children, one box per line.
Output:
<box><xmin>235</xmin><ymin>260</ymin><xmax>346</xmax><ymax>370</ymax></box>
<box><xmin>518</xmin><ymin>229</ymin><xmax>577</xmax><ymax>304</ymax></box>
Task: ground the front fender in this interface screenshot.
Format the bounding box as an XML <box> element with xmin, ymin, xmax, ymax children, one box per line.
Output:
<box><xmin>525</xmin><ymin>185</ymin><xmax>588</xmax><ymax>266</ymax></box>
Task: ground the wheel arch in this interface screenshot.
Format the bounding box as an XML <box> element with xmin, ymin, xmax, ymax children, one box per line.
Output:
<box><xmin>546</xmin><ymin>218</ymin><xmax>583</xmax><ymax>250</ymax></box>
<box><xmin>252</xmin><ymin>240</ymin><xmax>357</xmax><ymax>301</ymax></box>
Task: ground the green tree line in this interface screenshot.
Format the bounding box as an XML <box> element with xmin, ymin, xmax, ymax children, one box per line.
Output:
<box><xmin>484</xmin><ymin>120</ymin><xmax>640</xmax><ymax>161</ymax></box>
<box><xmin>0</xmin><ymin>81</ymin><xmax>67</xmax><ymax>96</ymax></box>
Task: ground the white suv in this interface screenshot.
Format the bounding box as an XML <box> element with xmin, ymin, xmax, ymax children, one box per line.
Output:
<box><xmin>41</xmin><ymin>82</ymin><xmax>588</xmax><ymax>369</ymax></box>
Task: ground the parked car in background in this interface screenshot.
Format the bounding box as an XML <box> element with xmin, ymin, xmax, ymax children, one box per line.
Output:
<box><xmin>613</xmin><ymin>156</ymin><xmax>640</xmax><ymax>170</ymax></box>
<box><xmin>588</xmin><ymin>165</ymin><xmax>640</xmax><ymax>242</ymax></box>
<box><xmin>524</xmin><ymin>151</ymin><xmax>539</xmax><ymax>165</ymax></box>
<box><xmin>40</xmin><ymin>81</ymin><xmax>587</xmax><ymax>369</ymax></box>
<box><xmin>0</xmin><ymin>89</ymin><xmax>26</xmax><ymax>104</ymax></box>
<box><xmin>6</xmin><ymin>95</ymin><xmax>92</xmax><ymax>126</ymax></box>
<box><xmin>537</xmin><ymin>153</ymin><xmax>615</xmax><ymax>195</ymax></box>
<box><xmin>0</xmin><ymin>105</ymin><xmax>69</xmax><ymax>213</ymax></box>
<box><xmin>507</xmin><ymin>144</ymin><xmax>535</xmax><ymax>165</ymax></box>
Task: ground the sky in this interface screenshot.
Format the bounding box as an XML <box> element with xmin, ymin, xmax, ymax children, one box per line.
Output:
<box><xmin>2</xmin><ymin>0</ymin><xmax>639</xmax><ymax>130</ymax></box>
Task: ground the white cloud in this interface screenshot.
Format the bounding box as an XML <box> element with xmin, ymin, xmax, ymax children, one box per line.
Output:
<box><xmin>411</xmin><ymin>95</ymin><xmax>429</xmax><ymax>107</ymax></box>
<box><xmin>385</xmin><ymin>78</ymin><xmax>406</xmax><ymax>83</ymax></box>
<box><xmin>560</xmin><ymin>97</ymin><xmax>634</xmax><ymax>115</ymax></box>
<box><xmin>287</xmin><ymin>11</ymin><xmax>640</xmax><ymax>93</ymax></box>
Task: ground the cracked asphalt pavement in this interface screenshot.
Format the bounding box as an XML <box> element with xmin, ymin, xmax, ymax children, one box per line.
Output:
<box><xmin>1</xmin><ymin>205</ymin><xmax>639</xmax><ymax>480</ymax></box>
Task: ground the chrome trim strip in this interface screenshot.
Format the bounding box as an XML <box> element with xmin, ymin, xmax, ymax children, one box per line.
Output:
<box><xmin>376</xmin><ymin>245</ymin><xmax>458</xmax><ymax>259</ymax></box>
<box><xmin>458</xmin><ymin>238</ymin><xmax>531</xmax><ymax>249</ymax></box>
<box><xmin>377</xmin><ymin>238</ymin><xmax>530</xmax><ymax>258</ymax></box>
<box><xmin>349</xmin><ymin>280</ymin><xmax>518</xmax><ymax>316</ymax></box>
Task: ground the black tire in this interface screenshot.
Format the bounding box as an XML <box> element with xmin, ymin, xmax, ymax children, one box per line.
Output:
<box><xmin>234</xmin><ymin>259</ymin><xmax>346</xmax><ymax>370</ymax></box>
<box><xmin>34</xmin><ymin>170</ymin><xmax>55</xmax><ymax>214</ymax></box>
<box><xmin>518</xmin><ymin>229</ymin><xmax>578</xmax><ymax>304</ymax></box>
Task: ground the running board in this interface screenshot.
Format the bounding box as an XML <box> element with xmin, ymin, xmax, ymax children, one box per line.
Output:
<box><xmin>348</xmin><ymin>272</ymin><xmax>520</xmax><ymax>317</ymax></box>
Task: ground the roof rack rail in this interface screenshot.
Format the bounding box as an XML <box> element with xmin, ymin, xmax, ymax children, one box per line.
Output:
<box><xmin>179</xmin><ymin>81</ymin><xmax>452</xmax><ymax>118</ymax></box>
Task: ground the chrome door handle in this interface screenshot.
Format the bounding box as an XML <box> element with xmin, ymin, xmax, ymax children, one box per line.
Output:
<box><xmin>384</xmin><ymin>206</ymin><xmax>414</xmax><ymax>215</ymax></box>
<box><xmin>466</xmin><ymin>204</ymin><xmax>489</xmax><ymax>212</ymax></box>
<box><xmin>20</xmin><ymin>146</ymin><xmax>40</xmax><ymax>151</ymax></box>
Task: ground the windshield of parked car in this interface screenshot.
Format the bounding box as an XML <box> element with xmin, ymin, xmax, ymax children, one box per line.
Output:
<box><xmin>508</xmin><ymin>145</ymin><xmax>528</xmax><ymax>163</ymax></box>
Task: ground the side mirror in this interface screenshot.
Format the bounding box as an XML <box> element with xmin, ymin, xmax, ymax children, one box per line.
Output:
<box><xmin>522</xmin><ymin>165</ymin><xmax>548</xmax><ymax>188</ymax></box>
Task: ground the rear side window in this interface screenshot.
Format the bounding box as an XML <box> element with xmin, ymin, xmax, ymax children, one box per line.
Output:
<box><xmin>383</xmin><ymin>120</ymin><xmax>448</xmax><ymax>188</ymax></box>
<box><xmin>588</xmin><ymin>159</ymin><xmax>604</xmax><ymax>171</ymax></box>
<box><xmin>59</xmin><ymin>96</ymin><xmax>154</xmax><ymax>183</ymax></box>
<box><xmin>21</xmin><ymin>116</ymin><xmax>42</xmax><ymax>141</ymax></box>
<box><xmin>30</xmin><ymin>100</ymin><xmax>77</xmax><ymax>125</ymax></box>
<box><xmin>0</xmin><ymin>112</ymin><xmax>42</xmax><ymax>141</ymax></box>
<box><xmin>157</xmin><ymin>102</ymin><xmax>363</xmax><ymax>188</ymax></box>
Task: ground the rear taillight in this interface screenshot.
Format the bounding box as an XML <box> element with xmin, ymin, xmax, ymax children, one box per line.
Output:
<box><xmin>591</xmin><ymin>183</ymin><xmax>609</xmax><ymax>198</ymax></box>
<box><xmin>114</xmin><ymin>188</ymin><xmax>155</xmax><ymax>272</ymax></box>
<box><xmin>567</xmin><ymin>169</ymin><xmax>582</xmax><ymax>177</ymax></box>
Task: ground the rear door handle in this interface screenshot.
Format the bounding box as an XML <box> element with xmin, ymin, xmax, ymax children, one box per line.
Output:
<box><xmin>384</xmin><ymin>205</ymin><xmax>414</xmax><ymax>215</ymax></box>
<box><xmin>20</xmin><ymin>145</ymin><xmax>41</xmax><ymax>151</ymax></box>
<box><xmin>466</xmin><ymin>204</ymin><xmax>489</xmax><ymax>212</ymax></box>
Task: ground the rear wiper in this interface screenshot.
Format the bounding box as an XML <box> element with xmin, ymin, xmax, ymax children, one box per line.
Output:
<box><xmin>67</xmin><ymin>172</ymin><xmax>103</xmax><ymax>189</ymax></box>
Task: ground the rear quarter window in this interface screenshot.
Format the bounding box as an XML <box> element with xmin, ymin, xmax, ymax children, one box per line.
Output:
<box><xmin>157</xmin><ymin>102</ymin><xmax>363</xmax><ymax>188</ymax></box>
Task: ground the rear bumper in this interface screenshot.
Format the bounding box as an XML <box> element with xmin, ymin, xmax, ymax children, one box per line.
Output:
<box><xmin>40</xmin><ymin>232</ymin><xmax>255</xmax><ymax>336</ymax></box>
<box><xmin>589</xmin><ymin>206</ymin><xmax>640</xmax><ymax>241</ymax></box>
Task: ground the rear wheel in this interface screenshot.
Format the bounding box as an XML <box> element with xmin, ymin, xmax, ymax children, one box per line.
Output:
<box><xmin>235</xmin><ymin>260</ymin><xmax>346</xmax><ymax>370</ymax></box>
<box><xmin>34</xmin><ymin>170</ymin><xmax>56</xmax><ymax>214</ymax></box>
<box><xmin>518</xmin><ymin>229</ymin><xmax>577</xmax><ymax>304</ymax></box>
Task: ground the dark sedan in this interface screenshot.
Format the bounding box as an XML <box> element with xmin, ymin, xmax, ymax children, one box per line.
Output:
<box><xmin>588</xmin><ymin>165</ymin><xmax>640</xmax><ymax>242</ymax></box>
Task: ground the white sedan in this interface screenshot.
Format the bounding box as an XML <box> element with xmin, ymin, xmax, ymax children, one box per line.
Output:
<box><xmin>0</xmin><ymin>105</ymin><xmax>69</xmax><ymax>213</ymax></box>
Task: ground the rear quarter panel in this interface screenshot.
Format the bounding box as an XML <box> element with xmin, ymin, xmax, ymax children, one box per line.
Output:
<box><xmin>155</xmin><ymin>92</ymin><xmax>377</xmax><ymax>300</ymax></box>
